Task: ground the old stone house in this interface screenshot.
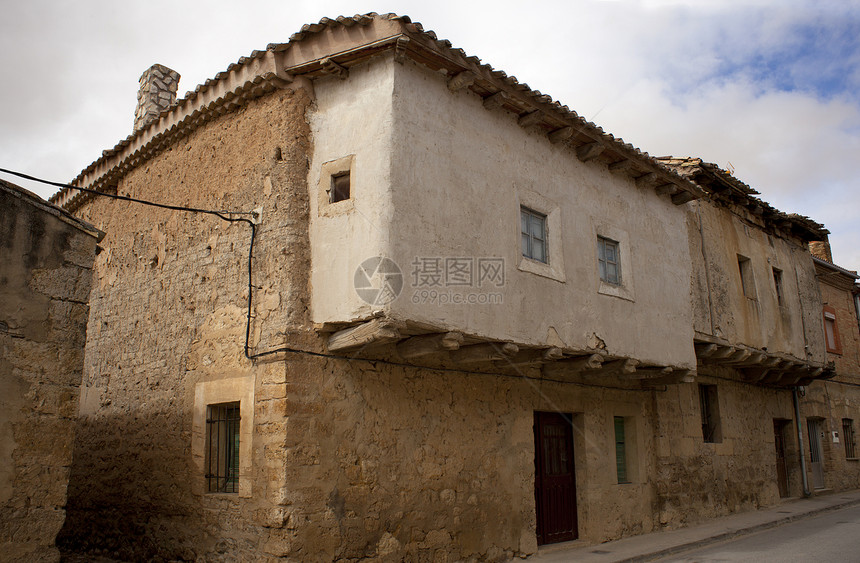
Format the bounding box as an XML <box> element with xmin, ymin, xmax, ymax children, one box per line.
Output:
<box><xmin>0</xmin><ymin>179</ymin><xmax>102</xmax><ymax>562</ymax></box>
<box><xmin>48</xmin><ymin>13</ymin><xmax>855</xmax><ymax>561</ymax></box>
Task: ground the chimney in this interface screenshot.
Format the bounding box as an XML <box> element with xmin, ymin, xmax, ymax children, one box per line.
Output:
<box><xmin>134</xmin><ymin>64</ymin><xmax>180</xmax><ymax>132</ymax></box>
<box><xmin>809</xmin><ymin>238</ymin><xmax>833</xmax><ymax>262</ymax></box>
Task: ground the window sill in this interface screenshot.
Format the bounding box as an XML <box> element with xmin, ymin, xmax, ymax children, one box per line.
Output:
<box><xmin>846</xmin><ymin>457</ymin><xmax>859</xmax><ymax>461</ymax></box>
<box><xmin>518</xmin><ymin>256</ymin><xmax>565</xmax><ymax>283</ymax></box>
<box><xmin>598</xmin><ymin>280</ymin><xmax>634</xmax><ymax>302</ymax></box>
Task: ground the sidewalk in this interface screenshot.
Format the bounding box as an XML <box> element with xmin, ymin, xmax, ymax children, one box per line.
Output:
<box><xmin>528</xmin><ymin>489</ymin><xmax>860</xmax><ymax>562</ymax></box>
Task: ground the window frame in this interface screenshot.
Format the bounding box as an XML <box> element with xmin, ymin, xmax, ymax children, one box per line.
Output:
<box><xmin>699</xmin><ymin>384</ymin><xmax>722</xmax><ymax>443</ymax></box>
<box><xmin>823</xmin><ymin>305</ymin><xmax>843</xmax><ymax>355</ymax></box>
<box><xmin>843</xmin><ymin>419</ymin><xmax>857</xmax><ymax>460</ymax></box>
<box><xmin>598</xmin><ymin>236</ymin><xmax>621</xmax><ymax>286</ymax></box>
<box><xmin>205</xmin><ymin>402</ymin><xmax>241</xmax><ymax>494</ymax></box>
<box><xmin>737</xmin><ymin>254</ymin><xmax>757</xmax><ymax>300</ymax></box>
<box><xmin>330</xmin><ymin>171</ymin><xmax>351</xmax><ymax>203</ymax></box>
<box><xmin>521</xmin><ymin>206</ymin><xmax>548</xmax><ymax>264</ymax></box>
<box><xmin>515</xmin><ymin>190</ymin><xmax>565</xmax><ymax>282</ymax></box>
<box><xmin>614</xmin><ymin>416</ymin><xmax>630</xmax><ymax>484</ymax></box>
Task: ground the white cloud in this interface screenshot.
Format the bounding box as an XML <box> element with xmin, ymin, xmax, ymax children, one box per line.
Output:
<box><xmin>1</xmin><ymin>0</ymin><xmax>858</xmax><ymax>269</ymax></box>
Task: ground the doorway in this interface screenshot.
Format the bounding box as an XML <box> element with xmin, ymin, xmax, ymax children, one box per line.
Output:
<box><xmin>807</xmin><ymin>418</ymin><xmax>825</xmax><ymax>490</ymax></box>
<box><xmin>534</xmin><ymin>411</ymin><xmax>578</xmax><ymax>545</ymax></box>
<box><xmin>773</xmin><ymin>419</ymin><xmax>790</xmax><ymax>498</ymax></box>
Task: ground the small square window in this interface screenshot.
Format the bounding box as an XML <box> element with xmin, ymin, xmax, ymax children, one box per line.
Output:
<box><xmin>206</xmin><ymin>402</ymin><xmax>240</xmax><ymax>493</ymax></box>
<box><xmin>598</xmin><ymin>237</ymin><xmax>621</xmax><ymax>285</ymax></box>
<box><xmin>737</xmin><ymin>255</ymin><xmax>756</xmax><ymax>299</ymax></box>
<box><xmin>521</xmin><ymin>207</ymin><xmax>547</xmax><ymax>264</ymax></box>
<box><xmin>773</xmin><ymin>267</ymin><xmax>784</xmax><ymax>306</ymax></box>
<box><xmin>330</xmin><ymin>172</ymin><xmax>350</xmax><ymax>203</ymax></box>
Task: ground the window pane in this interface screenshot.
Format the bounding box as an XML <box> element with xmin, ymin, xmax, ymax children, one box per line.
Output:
<box><xmin>606</xmin><ymin>263</ymin><xmax>618</xmax><ymax>284</ymax></box>
<box><xmin>521</xmin><ymin>210</ymin><xmax>529</xmax><ymax>234</ymax></box>
<box><xmin>597</xmin><ymin>239</ymin><xmax>605</xmax><ymax>260</ymax></box>
<box><xmin>605</xmin><ymin>243</ymin><xmax>616</xmax><ymax>263</ymax></box>
<box><xmin>530</xmin><ymin>215</ymin><xmax>544</xmax><ymax>240</ymax></box>
<box><xmin>598</xmin><ymin>260</ymin><xmax>606</xmax><ymax>280</ymax></box>
<box><xmin>522</xmin><ymin>233</ymin><xmax>530</xmax><ymax>257</ymax></box>
<box><xmin>534</xmin><ymin>239</ymin><xmax>545</xmax><ymax>263</ymax></box>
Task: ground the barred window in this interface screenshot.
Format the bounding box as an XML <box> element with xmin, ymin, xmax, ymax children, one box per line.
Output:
<box><xmin>614</xmin><ymin>416</ymin><xmax>629</xmax><ymax>484</ymax></box>
<box><xmin>843</xmin><ymin>419</ymin><xmax>856</xmax><ymax>459</ymax></box>
<box><xmin>206</xmin><ymin>402</ymin><xmax>240</xmax><ymax>493</ymax></box>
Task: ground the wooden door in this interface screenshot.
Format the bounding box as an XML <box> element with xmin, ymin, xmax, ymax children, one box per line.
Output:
<box><xmin>808</xmin><ymin>418</ymin><xmax>825</xmax><ymax>489</ymax></box>
<box><xmin>773</xmin><ymin>420</ymin><xmax>789</xmax><ymax>498</ymax></box>
<box><xmin>534</xmin><ymin>412</ymin><xmax>578</xmax><ymax>545</ymax></box>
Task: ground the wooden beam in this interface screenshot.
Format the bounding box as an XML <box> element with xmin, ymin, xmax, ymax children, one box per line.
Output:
<box><xmin>556</xmin><ymin>353</ymin><xmax>604</xmax><ymax>372</ymax></box>
<box><xmin>700</xmin><ymin>346</ymin><xmax>736</xmax><ymax>362</ymax></box>
<box><xmin>585</xmin><ymin>358</ymin><xmax>639</xmax><ymax>376</ymax></box>
<box><xmin>629</xmin><ymin>367</ymin><xmax>673</xmax><ymax>379</ymax></box>
<box><xmin>320</xmin><ymin>57</ymin><xmax>348</xmax><ymax>80</ymax></box>
<box><xmin>635</xmin><ymin>172</ymin><xmax>658</xmax><ymax>187</ymax></box>
<box><xmin>482</xmin><ymin>91</ymin><xmax>507</xmax><ymax>111</ymax></box>
<box><xmin>694</xmin><ymin>343</ymin><xmax>718</xmax><ymax>358</ymax></box>
<box><xmin>327</xmin><ymin>318</ymin><xmax>402</xmax><ymax>352</ymax></box>
<box><xmin>722</xmin><ymin>349</ymin><xmax>753</xmax><ymax>364</ymax></box>
<box><xmin>393</xmin><ymin>36</ymin><xmax>411</xmax><ymax>64</ymax></box>
<box><xmin>397</xmin><ymin>332</ymin><xmax>464</xmax><ymax>360</ymax></box>
<box><xmin>447</xmin><ymin>71</ymin><xmax>475</xmax><ymax>92</ymax></box>
<box><xmin>576</xmin><ymin>142</ymin><xmax>604</xmax><ymax>162</ymax></box>
<box><xmin>733</xmin><ymin>352</ymin><xmax>768</xmax><ymax>367</ymax></box>
<box><xmin>518</xmin><ymin>110</ymin><xmax>543</xmax><ymax>128</ymax></box>
<box><xmin>608</xmin><ymin>159</ymin><xmax>633</xmax><ymax>173</ymax></box>
<box><xmin>450</xmin><ymin>342</ymin><xmax>518</xmax><ymax>364</ymax></box>
<box><xmin>655</xmin><ymin>183</ymin><xmax>679</xmax><ymax>196</ymax></box>
<box><xmin>503</xmin><ymin>347</ymin><xmax>564</xmax><ymax>367</ymax></box>
<box><xmin>640</xmin><ymin>369</ymin><xmax>695</xmax><ymax>386</ymax></box>
<box><xmin>671</xmin><ymin>190</ymin><xmax>698</xmax><ymax>205</ymax></box>
<box><xmin>548</xmin><ymin>126</ymin><xmax>574</xmax><ymax>144</ymax></box>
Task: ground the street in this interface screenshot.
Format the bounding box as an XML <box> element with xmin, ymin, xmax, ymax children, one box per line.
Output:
<box><xmin>659</xmin><ymin>503</ymin><xmax>860</xmax><ymax>563</ymax></box>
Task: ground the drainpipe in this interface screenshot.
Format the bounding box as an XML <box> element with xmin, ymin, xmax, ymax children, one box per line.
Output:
<box><xmin>793</xmin><ymin>387</ymin><xmax>811</xmax><ymax>497</ymax></box>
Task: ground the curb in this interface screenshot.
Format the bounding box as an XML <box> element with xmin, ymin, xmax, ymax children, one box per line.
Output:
<box><xmin>618</xmin><ymin>496</ymin><xmax>860</xmax><ymax>562</ymax></box>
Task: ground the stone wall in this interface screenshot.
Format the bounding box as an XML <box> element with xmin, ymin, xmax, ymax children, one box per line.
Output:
<box><xmin>58</xmin><ymin>87</ymin><xmax>313</xmax><ymax>561</ymax></box>
<box><xmin>0</xmin><ymin>181</ymin><xmax>101</xmax><ymax>562</ymax></box>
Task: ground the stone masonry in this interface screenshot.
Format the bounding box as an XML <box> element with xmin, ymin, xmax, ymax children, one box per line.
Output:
<box><xmin>0</xmin><ymin>180</ymin><xmax>102</xmax><ymax>562</ymax></box>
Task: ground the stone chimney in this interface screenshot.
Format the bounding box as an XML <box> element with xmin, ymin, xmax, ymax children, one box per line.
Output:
<box><xmin>810</xmin><ymin>238</ymin><xmax>833</xmax><ymax>262</ymax></box>
<box><xmin>134</xmin><ymin>64</ymin><xmax>180</xmax><ymax>132</ymax></box>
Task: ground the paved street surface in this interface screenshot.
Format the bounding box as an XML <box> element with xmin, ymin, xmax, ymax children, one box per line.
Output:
<box><xmin>658</xmin><ymin>503</ymin><xmax>860</xmax><ymax>562</ymax></box>
<box><xmin>530</xmin><ymin>490</ymin><xmax>860</xmax><ymax>563</ymax></box>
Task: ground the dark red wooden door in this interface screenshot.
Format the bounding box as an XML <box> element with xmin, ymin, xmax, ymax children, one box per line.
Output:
<box><xmin>534</xmin><ymin>412</ymin><xmax>578</xmax><ymax>545</ymax></box>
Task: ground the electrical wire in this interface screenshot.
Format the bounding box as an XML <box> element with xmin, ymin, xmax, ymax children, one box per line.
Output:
<box><xmin>2</xmin><ymin>167</ymin><xmax>659</xmax><ymax>392</ymax></box>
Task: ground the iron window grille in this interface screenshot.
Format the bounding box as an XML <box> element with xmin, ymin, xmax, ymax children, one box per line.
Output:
<box><xmin>521</xmin><ymin>206</ymin><xmax>547</xmax><ymax>263</ymax></box>
<box><xmin>597</xmin><ymin>236</ymin><xmax>621</xmax><ymax>285</ymax></box>
<box><xmin>206</xmin><ymin>402</ymin><xmax>240</xmax><ymax>493</ymax></box>
<box><xmin>614</xmin><ymin>416</ymin><xmax>629</xmax><ymax>484</ymax></box>
<box><xmin>843</xmin><ymin>419</ymin><xmax>856</xmax><ymax>459</ymax></box>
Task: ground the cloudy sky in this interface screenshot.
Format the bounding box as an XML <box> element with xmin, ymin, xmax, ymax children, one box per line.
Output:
<box><xmin>2</xmin><ymin>0</ymin><xmax>858</xmax><ymax>270</ymax></box>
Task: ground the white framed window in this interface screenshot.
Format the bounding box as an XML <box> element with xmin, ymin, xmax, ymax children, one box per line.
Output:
<box><xmin>521</xmin><ymin>207</ymin><xmax>547</xmax><ymax>263</ymax></box>
<box><xmin>597</xmin><ymin>236</ymin><xmax>621</xmax><ymax>285</ymax></box>
<box><xmin>515</xmin><ymin>190</ymin><xmax>565</xmax><ymax>282</ymax></box>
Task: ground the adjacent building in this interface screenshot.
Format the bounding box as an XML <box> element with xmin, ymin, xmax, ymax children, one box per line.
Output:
<box><xmin>45</xmin><ymin>13</ymin><xmax>857</xmax><ymax>561</ymax></box>
<box><xmin>0</xmin><ymin>179</ymin><xmax>103</xmax><ymax>562</ymax></box>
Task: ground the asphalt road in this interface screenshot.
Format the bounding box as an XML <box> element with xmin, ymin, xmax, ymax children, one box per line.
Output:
<box><xmin>659</xmin><ymin>503</ymin><xmax>860</xmax><ymax>563</ymax></box>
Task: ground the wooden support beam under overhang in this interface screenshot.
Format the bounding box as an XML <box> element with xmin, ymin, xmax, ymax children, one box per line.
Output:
<box><xmin>543</xmin><ymin>353</ymin><xmax>604</xmax><ymax>376</ymax></box>
<box><xmin>671</xmin><ymin>190</ymin><xmax>698</xmax><ymax>205</ymax></box>
<box><xmin>655</xmin><ymin>183</ymin><xmax>679</xmax><ymax>196</ymax></box>
<box><xmin>608</xmin><ymin>159</ymin><xmax>633</xmax><ymax>173</ymax></box>
<box><xmin>396</xmin><ymin>332</ymin><xmax>464</xmax><ymax>360</ymax></box>
<box><xmin>640</xmin><ymin>369</ymin><xmax>696</xmax><ymax>386</ymax></box>
<box><xmin>320</xmin><ymin>57</ymin><xmax>348</xmax><ymax>79</ymax></box>
<box><xmin>548</xmin><ymin>126</ymin><xmax>574</xmax><ymax>144</ymax></box>
<box><xmin>327</xmin><ymin>318</ymin><xmax>403</xmax><ymax>352</ymax></box>
<box><xmin>482</xmin><ymin>91</ymin><xmax>507</xmax><ymax>111</ymax></box>
<box><xmin>447</xmin><ymin>71</ymin><xmax>475</xmax><ymax>92</ymax></box>
<box><xmin>699</xmin><ymin>345</ymin><xmax>737</xmax><ymax>363</ymax></box>
<box><xmin>635</xmin><ymin>172</ymin><xmax>658</xmax><ymax>187</ymax></box>
<box><xmin>450</xmin><ymin>342</ymin><xmax>518</xmax><ymax>364</ymax></box>
<box><xmin>576</xmin><ymin>142</ymin><xmax>604</xmax><ymax>162</ymax></box>
<box><xmin>694</xmin><ymin>343</ymin><xmax>718</xmax><ymax>358</ymax></box>
<box><xmin>583</xmin><ymin>358</ymin><xmax>639</xmax><ymax>376</ymax></box>
<box><xmin>500</xmin><ymin>347</ymin><xmax>564</xmax><ymax>368</ymax></box>
<box><xmin>518</xmin><ymin>110</ymin><xmax>543</xmax><ymax>127</ymax></box>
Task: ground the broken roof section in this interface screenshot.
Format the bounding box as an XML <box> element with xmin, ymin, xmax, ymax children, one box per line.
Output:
<box><xmin>53</xmin><ymin>12</ymin><xmax>703</xmax><ymax>211</ymax></box>
<box><xmin>657</xmin><ymin>156</ymin><xmax>828</xmax><ymax>243</ymax></box>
